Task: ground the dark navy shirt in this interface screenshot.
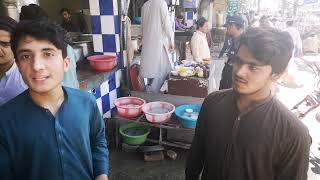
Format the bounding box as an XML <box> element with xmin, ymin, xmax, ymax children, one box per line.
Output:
<box><xmin>0</xmin><ymin>87</ymin><xmax>109</xmax><ymax>180</ymax></box>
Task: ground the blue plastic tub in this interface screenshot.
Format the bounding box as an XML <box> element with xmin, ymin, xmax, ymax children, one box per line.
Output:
<box><xmin>175</xmin><ymin>104</ymin><xmax>201</xmax><ymax>129</ymax></box>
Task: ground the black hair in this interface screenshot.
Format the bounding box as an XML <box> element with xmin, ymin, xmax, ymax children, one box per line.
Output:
<box><xmin>286</xmin><ymin>20</ymin><xmax>294</xmax><ymax>26</ymax></box>
<box><xmin>238</xmin><ymin>27</ymin><xmax>294</xmax><ymax>74</ymax></box>
<box><xmin>0</xmin><ymin>16</ymin><xmax>17</xmax><ymax>34</ymax></box>
<box><xmin>11</xmin><ymin>20</ymin><xmax>68</xmax><ymax>59</ymax></box>
<box><xmin>177</xmin><ymin>14</ymin><xmax>184</xmax><ymax>20</ymax></box>
<box><xmin>20</xmin><ymin>4</ymin><xmax>48</xmax><ymax>21</ymax></box>
<box><xmin>196</xmin><ymin>17</ymin><xmax>207</xmax><ymax>30</ymax></box>
<box><xmin>60</xmin><ymin>8</ymin><xmax>70</xmax><ymax>15</ymax></box>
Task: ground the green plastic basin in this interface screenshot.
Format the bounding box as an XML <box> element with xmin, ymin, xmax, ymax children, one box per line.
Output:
<box><xmin>119</xmin><ymin>123</ymin><xmax>150</xmax><ymax>145</ymax></box>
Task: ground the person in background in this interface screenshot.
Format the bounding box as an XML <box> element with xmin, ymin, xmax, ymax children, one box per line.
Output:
<box><xmin>259</xmin><ymin>15</ymin><xmax>273</xmax><ymax>28</ymax></box>
<box><xmin>20</xmin><ymin>4</ymin><xmax>48</xmax><ymax>21</ymax></box>
<box><xmin>191</xmin><ymin>17</ymin><xmax>211</xmax><ymax>63</ymax></box>
<box><xmin>218</xmin><ymin>15</ymin><xmax>232</xmax><ymax>58</ymax></box>
<box><xmin>271</xmin><ymin>18</ymin><xmax>280</xmax><ymax>29</ymax></box>
<box><xmin>60</xmin><ymin>8</ymin><xmax>87</xmax><ymax>33</ymax></box>
<box><xmin>185</xmin><ymin>27</ymin><xmax>311</xmax><ymax>180</ymax></box>
<box><xmin>250</xmin><ymin>17</ymin><xmax>260</xmax><ymax>27</ymax></box>
<box><xmin>244</xmin><ymin>12</ymin><xmax>250</xmax><ymax>25</ymax></box>
<box><xmin>20</xmin><ymin>4</ymin><xmax>79</xmax><ymax>89</ymax></box>
<box><xmin>248</xmin><ymin>10</ymin><xmax>255</xmax><ymax>26</ymax></box>
<box><xmin>0</xmin><ymin>20</ymin><xmax>109</xmax><ymax>180</ymax></box>
<box><xmin>140</xmin><ymin>0</ymin><xmax>174</xmax><ymax>93</ymax></box>
<box><xmin>191</xmin><ymin>17</ymin><xmax>216</xmax><ymax>91</ymax></box>
<box><xmin>0</xmin><ymin>16</ymin><xmax>27</xmax><ymax>106</ymax></box>
<box><xmin>175</xmin><ymin>14</ymin><xmax>188</xmax><ymax>31</ymax></box>
<box><xmin>219</xmin><ymin>15</ymin><xmax>244</xmax><ymax>90</ymax></box>
<box><xmin>242</xmin><ymin>14</ymin><xmax>249</xmax><ymax>29</ymax></box>
<box><xmin>278</xmin><ymin>20</ymin><xmax>303</xmax><ymax>88</ymax></box>
<box><xmin>286</xmin><ymin>20</ymin><xmax>303</xmax><ymax>57</ymax></box>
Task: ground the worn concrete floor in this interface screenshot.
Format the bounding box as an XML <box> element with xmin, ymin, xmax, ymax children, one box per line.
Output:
<box><xmin>108</xmin><ymin>148</ymin><xmax>187</xmax><ymax>180</ymax></box>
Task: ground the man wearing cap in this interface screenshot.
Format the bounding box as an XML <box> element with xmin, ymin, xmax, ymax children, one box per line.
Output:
<box><xmin>0</xmin><ymin>16</ymin><xmax>27</xmax><ymax>106</ymax></box>
<box><xmin>219</xmin><ymin>15</ymin><xmax>244</xmax><ymax>90</ymax></box>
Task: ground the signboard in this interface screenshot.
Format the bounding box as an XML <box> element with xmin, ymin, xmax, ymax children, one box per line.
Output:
<box><xmin>227</xmin><ymin>0</ymin><xmax>240</xmax><ymax>15</ymax></box>
<box><xmin>304</xmin><ymin>0</ymin><xmax>318</xmax><ymax>4</ymax></box>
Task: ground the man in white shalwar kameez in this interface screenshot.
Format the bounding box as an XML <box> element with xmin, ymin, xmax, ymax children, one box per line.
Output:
<box><xmin>140</xmin><ymin>0</ymin><xmax>174</xmax><ymax>93</ymax></box>
<box><xmin>279</xmin><ymin>20</ymin><xmax>303</xmax><ymax>88</ymax></box>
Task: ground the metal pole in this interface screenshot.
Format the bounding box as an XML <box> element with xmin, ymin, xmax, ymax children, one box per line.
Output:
<box><xmin>159</xmin><ymin>125</ymin><xmax>163</xmax><ymax>145</ymax></box>
<box><xmin>0</xmin><ymin>0</ymin><xmax>8</xmax><ymax>16</ymax></box>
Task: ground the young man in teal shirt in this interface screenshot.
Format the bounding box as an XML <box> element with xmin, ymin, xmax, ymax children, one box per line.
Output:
<box><xmin>0</xmin><ymin>20</ymin><xmax>109</xmax><ymax>180</ymax></box>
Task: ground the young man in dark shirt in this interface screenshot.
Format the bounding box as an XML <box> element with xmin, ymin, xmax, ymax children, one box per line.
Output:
<box><xmin>0</xmin><ymin>20</ymin><xmax>109</xmax><ymax>180</ymax></box>
<box><xmin>185</xmin><ymin>28</ymin><xmax>311</xmax><ymax>180</ymax></box>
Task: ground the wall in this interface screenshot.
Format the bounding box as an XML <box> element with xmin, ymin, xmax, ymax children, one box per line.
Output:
<box><xmin>88</xmin><ymin>0</ymin><xmax>123</xmax><ymax>118</ymax></box>
<box><xmin>38</xmin><ymin>0</ymin><xmax>64</xmax><ymax>22</ymax></box>
<box><xmin>18</xmin><ymin>0</ymin><xmax>38</xmax><ymax>6</ymax></box>
<box><xmin>212</xmin><ymin>0</ymin><xmax>227</xmax><ymax>27</ymax></box>
<box><xmin>0</xmin><ymin>0</ymin><xmax>8</xmax><ymax>16</ymax></box>
<box><xmin>199</xmin><ymin>2</ymin><xmax>214</xmax><ymax>28</ymax></box>
<box><xmin>39</xmin><ymin>0</ymin><xmax>87</xmax><ymax>23</ymax></box>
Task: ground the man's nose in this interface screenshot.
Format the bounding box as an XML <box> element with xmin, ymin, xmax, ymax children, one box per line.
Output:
<box><xmin>235</xmin><ymin>64</ymin><xmax>248</xmax><ymax>77</ymax></box>
<box><xmin>0</xmin><ymin>47</ymin><xmax>5</xmax><ymax>56</ymax></box>
<box><xmin>31</xmin><ymin>56</ymin><xmax>45</xmax><ymax>71</ymax></box>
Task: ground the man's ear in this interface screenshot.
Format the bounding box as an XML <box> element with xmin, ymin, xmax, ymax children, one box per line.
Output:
<box><xmin>271</xmin><ymin>72</ymin><xmax>283</xmax><ymax>82</ymax></box>
<box><xmin>63</xmin><ymin>57</ymin><xmax>71</xmax><ymax>72</ymax></box>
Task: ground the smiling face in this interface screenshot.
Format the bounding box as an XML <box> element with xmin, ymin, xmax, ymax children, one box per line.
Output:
<box><xmin>15</xmin><ymin>35</ymin><xmax>70</xmax><ymax>94</ymax></box>
<box><xmin>0</xmin><ymin>30</ymin><xmax>14</xmax><ymax>66</ymax></box>
<box><xmin>232</xmin><ymin>45</ymin><xmax>280</xmax><ymax>96</ymax></box>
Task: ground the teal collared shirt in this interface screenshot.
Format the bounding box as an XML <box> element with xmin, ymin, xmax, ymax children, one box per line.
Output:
<box><xmin>0</xmin><ymin>87</ymin><xmax>109</xmax><ymax>180</ymax></box>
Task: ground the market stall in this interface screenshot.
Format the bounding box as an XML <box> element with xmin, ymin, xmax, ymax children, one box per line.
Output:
<box><xmin>114</xmin><ymin>91</ymin><xmax>204</xmax><ymax>150</ymax></box>
<box><xmin>80</xmin><ymin>0</ymin><xmax>226</xmax><ymax>162</ymax></box>
<box><xmin>106</xmin><ymin>0</ymin><xmax>230</xmax><ymax>156</ymax></box>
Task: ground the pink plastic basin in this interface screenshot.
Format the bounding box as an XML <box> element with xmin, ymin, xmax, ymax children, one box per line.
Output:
<box><xmin>87</xmin><ymin>55</ymin><xmax>117</xmax><ymax>71</ymax></box>
<box><xmin>115</xmin><ymin>97</ymin><xmax>146</xmax><ymax>118</ymax></box>
<box><xmin>142</xmin><ymin>102</ymin><xmax>175</xmax><ymax>123</ymax></box>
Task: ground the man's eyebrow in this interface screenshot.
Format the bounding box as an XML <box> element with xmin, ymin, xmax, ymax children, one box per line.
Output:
<box><xmin>0</xmin><ymin>40</ymin><xmax>10</xmax><ymax>43</ymax></box>
<box><xmin>42</xmin><ymin>48</ymin><xmax>57</xmax><ymax>52</ymax></box>
<box><xmin>17</xmin><ymin>49</ymin><xmax>31</xmax><ymax>54</ymax></box>
<box><xmin>235</xmin><ymin>56</ymin><xmax>264</xmax><ymax>66</ymax></box>
<box><xmin>17</xmin><ymin>48</ymin><xmax>57</xmax><ymax>54</ymax></box>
